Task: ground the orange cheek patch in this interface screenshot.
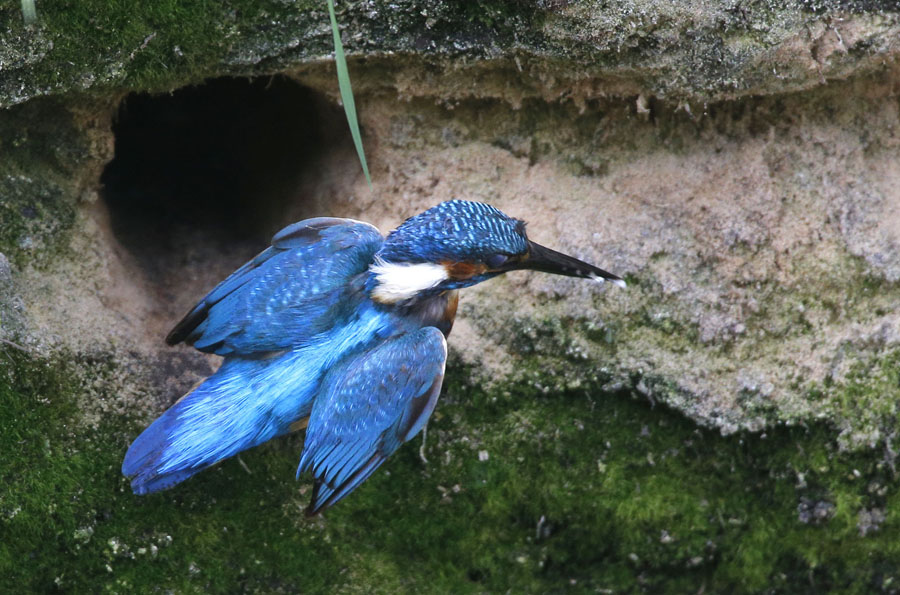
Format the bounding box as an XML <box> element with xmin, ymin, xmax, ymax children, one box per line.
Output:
<box><xmin>443</xmin><ymin>261</ymin><xmax>488</xmax><ymax>280</ymax></box>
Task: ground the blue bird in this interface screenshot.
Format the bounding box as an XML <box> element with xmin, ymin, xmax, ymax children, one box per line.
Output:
<box><xmin>122</xmin><ymin>200</ymin><xmax>624</xmax><ymax>514</ymax></box>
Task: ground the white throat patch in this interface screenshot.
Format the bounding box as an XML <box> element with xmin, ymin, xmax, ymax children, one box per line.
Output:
<box><xmin>370</xmin><ymin>257</ymin><xmax>449</xmax><ymax>304</ymax></box>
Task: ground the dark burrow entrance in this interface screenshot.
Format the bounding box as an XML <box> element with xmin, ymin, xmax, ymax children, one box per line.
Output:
<box><xmin>99</xmin><ymin>75</ymin><xmax>356</xmax><ymax>402</ymax></box>
<box><xmin>101</xmin><ymin>75</ymin><xmax>352</xmax><ymax>283</ymax></box>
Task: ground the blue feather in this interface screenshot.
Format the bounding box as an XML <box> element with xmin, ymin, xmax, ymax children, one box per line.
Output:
<box><xmin>167</xmin><ymin>218</ymin><xmax>383</xmax><ymax>355</ymax></box>
<box><xmin>298</xmin><ymin>327</ymin><xmax>447</xmax><ymax>514</ymax></box>
<box><xmin>377</xmin><ymin>200</ymin><xmax>528</xmax><ymax>265</ymax></box>
<box><xmin>124</xmin><ymin>303</ymin><xmax>399</xmax><ymax>494</ymax></box>
<box><xmin>126</xmin><ymin>218</ymin><xmax>388</xmax><ymax>493</ymax></box>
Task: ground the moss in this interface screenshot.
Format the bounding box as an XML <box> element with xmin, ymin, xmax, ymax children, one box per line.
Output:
<box><xmin>5</xmin><ymin>0</ymin><xmax>897</xmax><ymax>108</ymax></box>
<box><xmin>814</xmin><ymin>347</ymin><xmax>900</xmax><ymax>450</ymax></box>
<box><xmin>4</xmin><ymin>0</ymin><xmax>308</xmax><ymax>97</ymax></box>
<box><xmin>3</xmin><ymin>345</ymin><xmax>900</xmax><ymax>591</ymax></box>
<box><xmin>1</xmin><ymin>0</ymin><xmax>540</xmax><ymax>106</ymax></box>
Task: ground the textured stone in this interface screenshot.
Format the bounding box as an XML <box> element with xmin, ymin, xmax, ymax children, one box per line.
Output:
<box><xmin>4</xmin><ymin>2</ymin><xmax>900</xmax><ymax>590</ymax></box>
<box><xmin>1</xmin><ymin>1</ymin><xmax>899</xmax><ymax>444</ymax></box>
<box><xmin>3</xmin><ymin>2</ymin><xmax>900</xmax><ymax>108</ymax></box>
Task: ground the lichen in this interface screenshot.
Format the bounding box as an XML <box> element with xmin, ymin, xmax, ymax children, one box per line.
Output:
<box><xmin>815</xmin><ymin>347</ymin><xmax>900</xmax><ymax>451</ymax></box>
<box><xmin>0</xmin><ymin>96</ymin><xmax>112</xmax><ymax>269</ymax></box>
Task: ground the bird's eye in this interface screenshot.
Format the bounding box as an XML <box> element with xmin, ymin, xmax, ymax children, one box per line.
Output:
<box><xmin>486</xmin><ymin>253</ymin><xmax>509</xmax><ymax>269</ymax></box>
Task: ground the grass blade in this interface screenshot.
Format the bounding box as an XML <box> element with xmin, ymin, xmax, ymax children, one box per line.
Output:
<box><xmin>327</xmin><ymin>0</ymin><xmax>372</xmax><ymax>187</ymax></box>
<box><xmin>21</xmin><ymin>0</ymin><xmax>37</xmax><ymax>24</ymax></box>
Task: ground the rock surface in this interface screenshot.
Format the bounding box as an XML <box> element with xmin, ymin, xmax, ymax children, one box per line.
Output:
<box><xmin>2</xmin><ymin>1</ymin><xmax>900</xmax><ymax>590</ymax></box>
<box><xmin>3</xmin><ymin>1</ymin><xmax>900</xmax><ymax>108</ymax></box>
<box><xmin>3</xmin><ymin>1</ymin><xmax>900</xmax><ymax>441</ymax></box>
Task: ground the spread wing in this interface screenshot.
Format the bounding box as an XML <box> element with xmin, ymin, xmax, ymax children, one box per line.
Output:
<box><xmin>297</xmin><ymin>327</ymin><xmax>448</xmax><ymax>515</ymax></box>
<box><xmin>167</xmin><ymin>218</ymin><xmax>383</xmax><ymax>355</ymax></box>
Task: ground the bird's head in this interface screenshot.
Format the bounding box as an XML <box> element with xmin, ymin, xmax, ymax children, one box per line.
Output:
<box><xmin>368</xmin><ymin>200</ymin><xmax>625</xmax><ymax>305</ymax></box>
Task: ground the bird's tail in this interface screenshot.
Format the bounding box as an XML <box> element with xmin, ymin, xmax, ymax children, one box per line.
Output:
<box><xmin>122</xmin><ymin>353</ymin><xmax>316</xmax><ymax>494</ymax></box>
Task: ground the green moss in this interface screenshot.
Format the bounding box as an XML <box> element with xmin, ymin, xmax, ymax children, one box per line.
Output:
<box><xmin>2</xmin><ymin>345</ymin><xmax>900</xmax><ymax>591</ymax></box>
<box><xmin>458</xmin><ymin>0</ymin><xmax>539</xmax><ymax>30</ymax></box>
<box><xmin>5</xmin><ymin>0</ymin><xmax>890</xmax><ymax>109</ymax></box>
<box><xmin>2</xmin><ymin>0</ymin><xmax>543</xmax><ymax>106</ymax></box>
<box><xmin>4</xmin><ymin>0</ymin><xmax>319</xmax><ymax>97</ymax></box>
<box><xmin>813</xmin><ymin>347</ymin><xmax>900</xmax><ymax>450</ymax></box>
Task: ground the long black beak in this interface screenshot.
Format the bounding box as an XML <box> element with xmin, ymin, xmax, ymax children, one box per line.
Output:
<box><xmin>509</xmin><ymin>241</ymin><xmax>626</xmax><ymax>287</ymax></box>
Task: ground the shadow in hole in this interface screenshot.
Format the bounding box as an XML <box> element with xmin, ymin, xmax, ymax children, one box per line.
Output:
<box><xmin>101</xmin><ymin>75</ymin><xmax>349</xmax><ymax>281</ymax></box>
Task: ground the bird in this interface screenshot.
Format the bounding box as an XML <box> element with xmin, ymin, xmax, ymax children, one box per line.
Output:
<box><xmin>122</xmin><ymin>199</ymin><xmax>625</xmax><ymax>515</ymax></box>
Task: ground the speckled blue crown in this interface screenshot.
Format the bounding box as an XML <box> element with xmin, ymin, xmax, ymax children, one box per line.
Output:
<box><xmin>378</xmin><ymin>200</ymin><xmax>529</xmax><ymax>263</ymax></box>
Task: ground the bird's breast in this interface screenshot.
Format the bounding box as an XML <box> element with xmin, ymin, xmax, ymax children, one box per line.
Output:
<box><xmin>369</xmin><ymin>288</ymin><xmax>459</xmax><ymax>338</ymax></box>
<box><xmin>440</xmin><ymin>291</ymin><xmax>459</xmax><ymax>338</ymax></box>
<box><xmin>412</xmin><ymin>290</ymin><xmax>458</xmax><ymax>338</ymax></box>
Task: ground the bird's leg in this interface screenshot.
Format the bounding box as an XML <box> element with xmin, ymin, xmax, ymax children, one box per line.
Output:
<box><xmin>419</xmin><ymin>424</ymin><xmax>429</xmax><ymax>465</ymax></box>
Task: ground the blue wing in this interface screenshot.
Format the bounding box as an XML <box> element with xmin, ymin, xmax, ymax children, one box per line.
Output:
<box><xmin>167</xmin><ymin>218</ymin><xmax>383</xmax><ymax>355</ymax></box>
<box><xmin>297</xmin><ymin>327</ymin><xmax>448</xmax><ymax>515</ymax></box>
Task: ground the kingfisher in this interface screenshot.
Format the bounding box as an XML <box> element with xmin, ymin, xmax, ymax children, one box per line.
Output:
<box><xmin>122</xmin><ymin>200</ymin><xmax>624</xmax><ymax>515</ymax></box>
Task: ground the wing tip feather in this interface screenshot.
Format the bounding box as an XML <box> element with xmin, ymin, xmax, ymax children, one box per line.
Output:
<box><xmin>165</xmin><ymin>304</ymin><xmax>209</xmax><ymax>346</ymax></box>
